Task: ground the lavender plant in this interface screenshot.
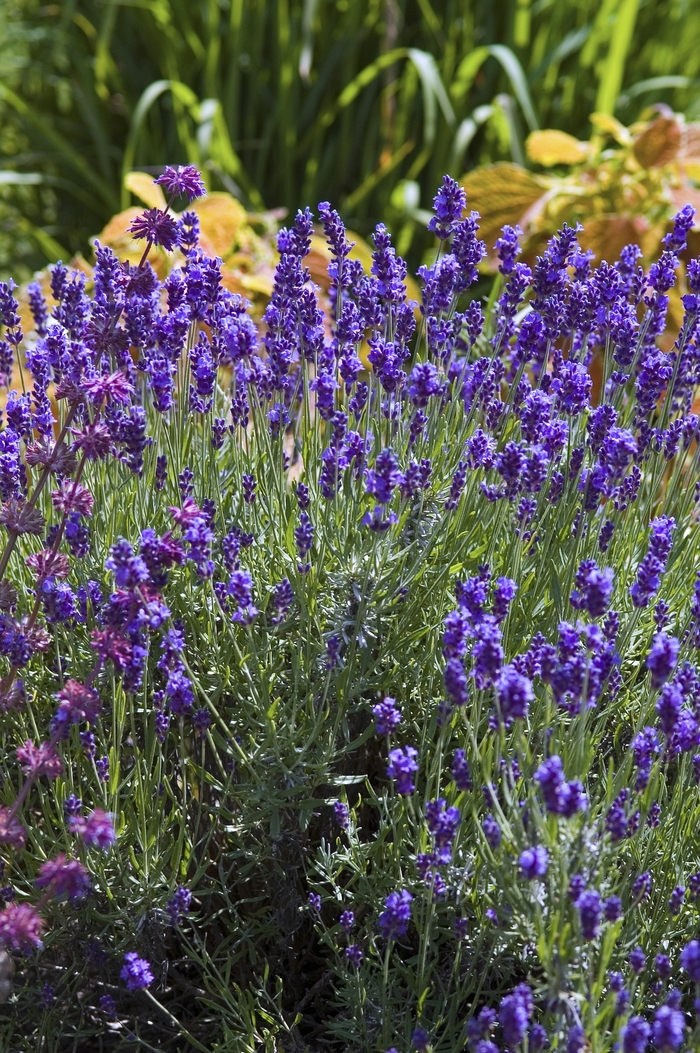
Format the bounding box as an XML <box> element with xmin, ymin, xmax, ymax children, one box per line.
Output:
<box><xmin>0</xmin><ymin>165</ymin><xmax>699</xmax><ymax>1051</ymax></box>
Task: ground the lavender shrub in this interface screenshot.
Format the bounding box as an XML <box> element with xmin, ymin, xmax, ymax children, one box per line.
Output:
<box><xmin>0</xmin><ymin>169</ymin><xmax>697</xmax><ymax>1050</ymax></box>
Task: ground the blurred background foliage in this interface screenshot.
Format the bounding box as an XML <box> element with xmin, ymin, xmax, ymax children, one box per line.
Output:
<box><xmin>1</xmin><ymin>0</ymin><xmax>700</xmax><ymax>279</ymax></box>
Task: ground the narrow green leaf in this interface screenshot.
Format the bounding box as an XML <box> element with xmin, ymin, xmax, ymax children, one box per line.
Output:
<box><xmin>595</xmin><ymin>0</ymin><xmax>641</xmax><ymax>116</ymax></box>
<box><xmin>0</xmin><ymin>80</ymin><xmax>117</xmax><ymax>209</ymax></box>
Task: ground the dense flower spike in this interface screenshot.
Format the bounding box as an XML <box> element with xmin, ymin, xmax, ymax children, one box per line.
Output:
<box><xmin>386</xmin><ymin>746</ymin><xmax>419</xmax><ymax>795</ymax></box>
<box><xmin>155</xmin><ymin>165</ymin><xmax>207</xmax><ymax>202</ymax></box>
<box><xmin>71</xmin><ymin>809</ymin><xmax>116</xmax><ymax>851</ymax></box>
<box><xmin>378</xmin><ymin>890</ymin><xmax>413</xmax><ymax>939</ymax></box>
<box><xmin>120</xmin><ymin>952</ymin><xmax>154</xmax><ymax>991</ymax></box>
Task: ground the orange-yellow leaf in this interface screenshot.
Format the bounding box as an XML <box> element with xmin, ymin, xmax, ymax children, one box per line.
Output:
<box><xmin>460</xmin><ymin>163</ymin><xmax>546</xmax><ymax>254</ymax></box>
<box><xmin>192</xmin><ymin>194</ymin><xmax>247</xmax><ymax>257</ymax></box>
<box><xmin>526</xmin><ymin>130</ymin><xmax>588</xmax><ymax>167</ymax></box>
<box><xmin>589</xmin><ymin>113</ymin><xmax>631</xmax><ymax>146</ymax></box>
<box><xmin>124</xmin><ymin>172</ymin><xmax>167</xmax><ymax>211</ymax></box>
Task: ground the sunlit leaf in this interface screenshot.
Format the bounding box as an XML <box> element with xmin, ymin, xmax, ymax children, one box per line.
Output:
<box><xmin>460</xmin><ymin>163</ymin><xmax>546</xmax><ymax>252</ymax></box>
<box><xmin>589</xmin><ymin>113</ymin><xmax>632</xmax><ymax>145</ymax></box>
<box><xmin>577</xmin><ymin>213</ymin><xmax>649</xmax><ymax>264</ymax></box>
<box><xmin>192</xmin><ymin>193</ymin><xmax>248</xmax><ymax>257</ymax></box>
<box><xmin>124</xmin><ymin>172</ymin><xmax>167</xmax><ymax>211</ymax></box>
<box><xmin>633</xmin><ymin>116</ymin><xmax>682</xmax><ymax>168</ymax></box>
<box><xmin>680</xmin><ymin>123</ymin><xmax>700</xmax><ymax>162</ymax></box>
<box><xmin>526</xmin><ymin>130</ymin><xmax>588</xmax><ymax>167</ymax></box>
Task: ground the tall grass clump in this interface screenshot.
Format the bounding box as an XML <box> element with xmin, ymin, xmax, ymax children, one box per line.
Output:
<box><xmin>3</xmin><ymin>0</ymin><xmax>700</xmax><ymax>273</ymax></box>
<box><xmin>0</xmin><ymin>166</ymin><xmax>700</xmax><ymax>1050</ymax></box>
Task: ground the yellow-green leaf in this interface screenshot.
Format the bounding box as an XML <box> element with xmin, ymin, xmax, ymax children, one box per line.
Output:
<box><xmin>460</xmin><ymin>163</ymin><xmax>546</xmax><ymax>253</ymax></box>
<box><xmin>526</xmin><ymin>129</ymin><xmax>588</xmax><ymax>167</ymax></box>
<box><xmin>124</xmin><ymin>171</ymin><xmax>167</xmax><ymax>210</ymax></box>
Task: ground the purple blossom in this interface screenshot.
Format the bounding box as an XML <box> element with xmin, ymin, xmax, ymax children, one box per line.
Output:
<box><xmin>482</xmin><ymin>814</ymin><xmax>501</xmax><ymax>848</ymax></box>
<box><xmin>499</xmin><ymin>984</ymin><xmax>533</xmax><ymax>1046</ymax></box>
<box><xmin>120</xmin><ymin>952</ymin><xmax>154</xmax><ymax>991</ymax></box>
<box><xmin>373</xmin><ymin>697</ymin><xmax>402</xmax><ymax>735</ymax></box>
<box><xmin>155</xmin><ymin>164</ymin><xmax>206</xmax><ymax>202</ymax></box>
<box><xmin>334</xmin><ymin>801</ymin><xmax>349</xmax><ymax>829</ymax></box>
<box><xmin>495</xmin><ymin>664</ymin><xmax>533</xmax><ymax>725</ymax></box>
<box><xmin>577</xmin><ymin>889</ymin><xmax>602</xmax><ymax>939</ymax></box>
<box><xmin>451</xmin><ymin>748</ymin><xmax>472</xmax><ymax>791</ymax></box>
<box><xmin>495</xmin><ymin>225</ymin><xmax>522</xmax><ymax>274</ymax></box>
<box><xmin>386</xmin><ymin>746</ymin><xmax>419</xmax><ymax>795</ymax></box>
<box><xmin>493</xmin><ymin>577</ymin><xmax>517</xmax><ymax>622</ymax></box>
<box><xmin>519</xmin><ymin>846</ymin><xmax>548</xmax><ymax>879</ymax></box>
<box><xmin>128</xmin><ymin>209</ymin><xmax>180</xmax><ymax>250</ymax></box>
<box><xmin>569</xmin><ymin>560</ymin><xmax>614</xmax><ymax>618</ymax></box>
<box><xmin>646</xmin><ymin>632</ymin><xmax>679</xmax><ymax>689</ymax></box>
<box><xmin>334</xmin><ymin>911</ymin><xmax>353</xmax><ymax>938</ymax></box>
<box><xmin>534</xmin><ymin>755</ymin><xmax>587</xmax><ymax>817</ymax></box>
<box><xmin>72</xmin><ymin>809</ymin><xmax>116</xmax><ymax>851</ymax></box>
<box><xmin>366</xmin><ymin>448</ymin><xmax>403</xmax><ymax>504</ymax></box>
<box><xmin>652</xmin><ymin>1005</ymin><xmax>685</xmax><ymax>1051</ymax></box>
<box><xmin>378</xmin><ymin>889</ymin><xmax>413</xmax><ymax>940</ymax></box>
<box><xmin>428</xmin><ymin>175</ymin><xmax>466</xmax><ymax>239</ymax></box>
<box><xmin>604</xmin><ymin>895</ymin><xmax>623</xmax><ymax>922</ymax></box>
<box><xmin>36</xmin><ymin>855</ymin><xmax>91</xmax><ymax>902</ymax></box>
<box><xmin>425</xmin><ymin>798</ymin><xmax>461</xmax><ymax>862</ymax></box>
<box><xmin>622</xmin><ymin>1017</ymin><xmax>651</xmax><ymax>1053</ymax></box>
<box><xmin>668</xmin><ymin>884</ymin><xmax>685</xmax><ymax>915</ymax></box>
<box><xmin>471</xmin><ymin>617</ymin><xmax>504</xmax><ymax>687</ymax></box>
<box><xmin>168</xmin><ymin>885</ymin><xmax>192</xmax><ymax>925</ymax></box>
<box><xmin>444</xmin><ymin>656</ymin><xmax>469</xmax><ymax>707</ymax></box>
<box><xmin>408</xmin><ymin>362</ymin><xmax>442</xmax><ymax>407</ymax></box>
<box><xmin>0</xmin><ymin>902</ymin><xmax>44</xmax><ymax>952</ymax></box>
<box><xmin>681</xmin><ymin>939</ymin><xmax>700</xmax><ymax>981</ymax></box>
<box><xmin>630</xmin><ymin>516</ymin><xmax>675</xmax><ymax>608</ymax></box>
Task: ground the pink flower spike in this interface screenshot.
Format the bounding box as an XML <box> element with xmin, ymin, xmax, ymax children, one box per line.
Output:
<box><xmin>0</xmin><ymin>807</ymin><xmax>26</xmax><ymax>848</ymax></box>
<box><xmin>16</xmin><ymin>740</ymin><xmax>62</xmax><ymax>780</ymax></box>
<box><xmin>26</xmin><ymin>549</ymin><xmax>70</xmax><ymax>583</ymax></box>
<box><xmin>70</xmin><ymin>421</ymin><xmax>113</xmax><ymax>461</ymax></box>
<box><xmin>36</xmin><ymin>855</ymin><xmax>90</xmax><ymax>902</ymax></box>
<box><xmin>0</xmin><ymin>902</ymin><xmax>44</xmax><ymax>953</ymax></box>
<box><xmin>81</xmin><ymin>371</ymin><xmax>134</xmax><ymax>408</ymax></box>
<box><xmin>168</xmin><ymin>496</ymin><xmax>203</xmax><ymax>527</ymax></box>
<box><xmin>72</xmin><ymin>809</ymin><xmax>116</xmax><ymax>852</ymax></box>
<box><xmin>55</xmin><ymin>680</ymin><xmax>101</xmax><ymax>726</ymax></box>
<box><xmin>51</xmin><ymin>482</ymin><xmax>94</xmax><ymax>517</ymax></box>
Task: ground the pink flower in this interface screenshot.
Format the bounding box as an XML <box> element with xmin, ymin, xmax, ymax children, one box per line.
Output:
<box><xmin>55</xmin><ymin>680</ymin><xmax>101</xmax><ymax>727</ymax></box>
<box><xmin>168</xmin><ymin>497</ymin><xmax>203</xmax><ymax>527</ymax></box>
<box><xmin>0</xmin><ymin>902</ymin><xmax>44</xmax><ymax>953</ymax></box>
<box><xmin>0</xmin><ymin>807</ymin><xmax>26</xmax><ymax>848</ymax></box>
<box><xmin>90</xmin><ymin>628</ymin><xmax>133</xmax><ymax>669</ymax></box>
<box><xmin>71</xmin><ymin>809</ymin><xmax>116</xmax><ymax>852</ymax></box>
<box><xmin>16</xmin><ymin>740</ymin><xmax>62</xmax><ymax>779</ymax></box>
<box><xmin>26</xmin><ymin>549</ymin><xmax>70</xmax><ymax>583</ymax></box>
<box><xmin>50</xmin><ymin>482</ymin><xmax>94</xmax><ymax>516</ymax></box>
<box><xmin>70</xmin><ymin>422</ymin><xmax>113</xmax><ymax>460</ymax></box>
<box><xmin>81</xmin><ymin>372</ymin><xmax>134</xmax><ymax>408</ymax></box>
<box><xmin>36</xmin><ymin>855</ymin><xmax>90</xmax><ymax>902</ymax></box>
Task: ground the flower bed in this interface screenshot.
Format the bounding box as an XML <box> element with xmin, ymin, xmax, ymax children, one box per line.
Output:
<box><xmin>0</xmin><ymin>166</ymin><xmax>698</xmax><ymax>1050</ymax></box>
